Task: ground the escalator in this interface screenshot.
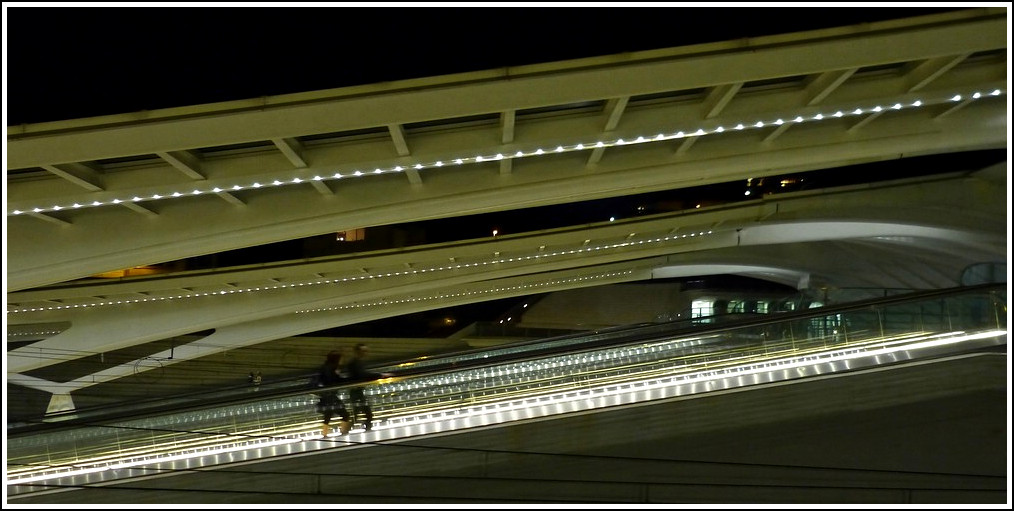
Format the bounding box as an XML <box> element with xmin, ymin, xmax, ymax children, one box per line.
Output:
<box><xmin>6</xmin><ymin>283</ymin><xmax>1007</xmax><ymax>503</ymax></box>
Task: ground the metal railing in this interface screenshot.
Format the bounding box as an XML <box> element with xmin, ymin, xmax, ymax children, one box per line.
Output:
<box><xmin>6</xmin><ymin>284</ymin><xmax>1006</xmax><ymax>493</ymax></box>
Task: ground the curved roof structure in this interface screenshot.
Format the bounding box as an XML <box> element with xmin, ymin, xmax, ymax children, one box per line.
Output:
<box><xmin>4</xmin><ymin>8</ymin><xmax>1008</xmax><ymax>406</ymax></box>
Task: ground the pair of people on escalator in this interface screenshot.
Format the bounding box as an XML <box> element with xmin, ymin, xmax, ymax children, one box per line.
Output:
<box><xmin>314</xmin><ymin>344</ymin><xmax>388</xmax><ymax>437</ymax></box>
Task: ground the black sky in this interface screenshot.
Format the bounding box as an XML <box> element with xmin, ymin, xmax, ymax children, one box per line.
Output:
<box><xmin>4</xmin><ymin>5</ymin><xmax>966</xmax><ymax>126</ymax></box>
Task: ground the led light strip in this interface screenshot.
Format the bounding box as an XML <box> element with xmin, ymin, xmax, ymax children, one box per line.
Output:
<box><xmin>6</xmin><ymin>329</ymin><xmax>65</xmax><ymax>337</ymax></box>
<box><xmin>1</xmin><ymin>332</ymin><xmax>921</xmax><ymax>485</ymax></box>
<box><xmin>0</xmin><ymin>330</ymin><xmax>956</xmax><ymax>480</ymax></box>
<box><xmin>8</xmin><ymin>89</ymin><xmax>1004</xmax><ymax>217</ymax></box>
<box><xmin>8</xmin><ymin>228</ymin><xmax>714</xmax><ymax>314</ymax></box>
<box><xmin>295</xmin><ymin>270</ymin><xmax>634</xmax><ymax>314</ymax></box>
<box><xmin>9</xmin><ymin>329</ymin><xmax>1001</xmax><ymax>486</ymax></box>
<box><xmin>378</xmin><ymin>330</ymin><xmax>1005</xmax><ymax>432</ymax></box>
<box><xmin>7</xmin><ymin>436</ymin><xmax>304</xmax><ymax>485</ymax></box>
<box><xmin>373</xmin><ymin>331</ymin><xmax>931</xmax><ymax>416</ymax></box>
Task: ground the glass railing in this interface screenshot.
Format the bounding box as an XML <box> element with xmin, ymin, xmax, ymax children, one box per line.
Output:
<box><xmin>3</xmin><ymin>313</ymin><xmax>782</xmax><ymax>431</ymax></box>
<box><xmin>6</xmin><ymin>284</ymin><xmax>1006</xmax><ymax>494</ymax></box>
<box><xmin>371</xmin><ymin>283</ymin><xmax>1005</xmax><ymax>375</ymax></box>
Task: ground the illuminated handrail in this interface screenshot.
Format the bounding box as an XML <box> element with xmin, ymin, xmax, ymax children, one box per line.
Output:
<box><xmin>15</xmin><ymin>283</ymin><xmax>997</xmax><ymax>435</ymax></box>
<box><xmin>9</xmin><ymin>283</ymin><xmax>1005</xmax><ymax>436</ymax></box>
<box><xmin>6</xmin><ymin>284</ymin><xmax>1005</xmax><ymax>490</ymax></box>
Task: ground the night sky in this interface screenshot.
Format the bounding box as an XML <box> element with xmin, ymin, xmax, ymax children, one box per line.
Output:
<box><xmin>4</xmin><ymin>5</ymin><xmax>965</xmax><ymax>126</ymax></box>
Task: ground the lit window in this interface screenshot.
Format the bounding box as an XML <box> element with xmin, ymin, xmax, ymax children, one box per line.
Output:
<box><xmin>336</xmin><ymin>228</ymin><xmax>365</xmax><ymax>242</ymax></box>
<box><xmin>691</xmin><ymin>299</ymin><xmax>713</xmax><ymax>320</ymax></box>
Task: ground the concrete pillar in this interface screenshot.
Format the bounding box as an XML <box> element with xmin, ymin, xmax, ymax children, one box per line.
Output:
<box><xmin>46</xmin><ymin>393</ymin><xmax>75</xmax><ymax>414</ymax></box>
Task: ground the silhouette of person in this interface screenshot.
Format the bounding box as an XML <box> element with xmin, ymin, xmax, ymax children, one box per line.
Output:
<box><xmin>343</xmin><ymin>343</ymin><xmax>391</xmax><ymax>431</ymax></box>
<box><xmin>314</xmin><ymin>350</ymin><xmax>351</xmax><ymax>437</ymax></box>
<box><xmin>248</xmin><ymin>370</ymin><xmax>262</xmax><ymax>391</ymax></box>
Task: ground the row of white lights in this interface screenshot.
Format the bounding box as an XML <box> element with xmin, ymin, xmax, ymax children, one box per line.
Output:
<box><xmin>6</xmin><ymin>323</ymin><xmax>721</xmax><ymax>476</ymax></box>
<box><xmin>0</xmin><ymin>330</ymin><xmax>954</xmax><ymax>480</ymax></box>
<box><xmin>8</xmin><ymin>230</ymin><xmax>713</xmax><ymax>314</ymax></box>
<box><xmin>16</xmin><ymin>329</ymin><xmax>1001</xmax><ymax>479</ymax></box>
<box><xmin>6</xmin><ymin>329</ymin><xmax>66</xmax><ymax>338</ymax></box>
<box><xmin>9</xmin><ymin>328</ymin><xmax>1001</xmax><ymax>486</ymax></box>
<box><xmin>8</xmin><ymin>89</ymin><xmax>1003</xmax><ymax>217</ymax></box>
<box><xmin>3</xmin><ymin>330</ymin><xmax>890</xmax><ymax>482</ymax></box>
<box><xmin>380</xmin><ymin>330</ymin><xmax>995</xmax><ymax>431</ymax></box>
<box><xmin>295</xmin><ymin>270</ymin><xmax>635</xmax><ymax>315</ymax></box>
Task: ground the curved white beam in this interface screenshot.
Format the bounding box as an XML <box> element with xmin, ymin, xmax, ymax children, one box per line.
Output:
<box><xmin>7</xmin><ymin>12</ymin><xmax>1004</xmax><ymax>169</ymax></box>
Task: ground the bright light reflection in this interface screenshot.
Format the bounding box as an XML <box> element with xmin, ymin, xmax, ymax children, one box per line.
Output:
<box><xmin>7</xmin><ymin>328</ymin><xmax>1002</xmax><ymax>486</ymax></box>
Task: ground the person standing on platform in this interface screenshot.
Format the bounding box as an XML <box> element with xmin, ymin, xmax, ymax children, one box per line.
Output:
<box><xmin>344</xmin><ymin>343</ymin><xmax>391</xmax><ymax>432</ymax></box>
<box><xmin>314</xmin><ymin>349</ymin><xmax>352</xmax><ymax>437</ymax></box>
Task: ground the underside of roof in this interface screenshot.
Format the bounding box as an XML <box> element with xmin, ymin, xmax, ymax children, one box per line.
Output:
<box><xmin>4</xmin><ymin>8</ymin><xmax>1008</xmax><ymax>406</ymax></box>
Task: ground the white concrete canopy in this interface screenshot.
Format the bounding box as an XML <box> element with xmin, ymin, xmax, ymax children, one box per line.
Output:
<box><xmin>5</xmin><ymin>8</ymin><xmax>1008</xmax><ymax>406</ymax></box>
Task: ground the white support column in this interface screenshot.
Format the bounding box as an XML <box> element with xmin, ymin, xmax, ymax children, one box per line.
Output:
<box><xmin>46</xmin><ymin>393</ymin><xmax>76</xmax><ymax>414</ymax></box>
